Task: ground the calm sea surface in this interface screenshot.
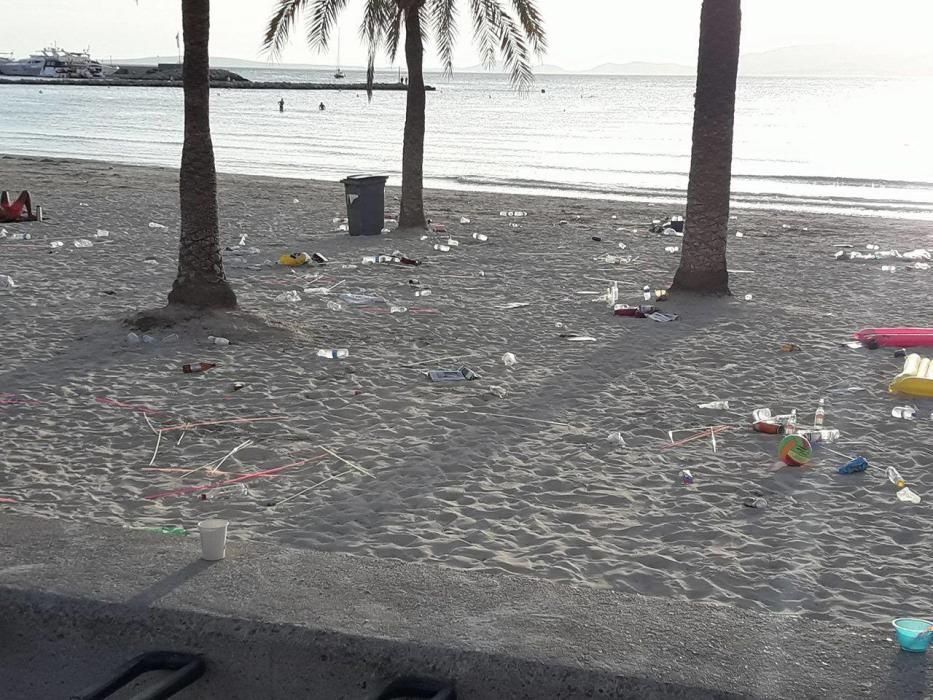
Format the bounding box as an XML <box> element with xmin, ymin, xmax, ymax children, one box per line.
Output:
<box><xmin>2</xmin><ymin>67</ymin><xmax>933</xmax><ymax>218</ymax></box>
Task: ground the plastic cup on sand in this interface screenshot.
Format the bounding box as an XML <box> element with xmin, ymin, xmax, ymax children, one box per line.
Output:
<box><xmin>198</xmin><ymin>519</ymin><xmax>229</xmax><ymax>561</ymax></box>
<box><xmin>892</xmin><ymin>619</ymin><xmax>933</xmax><ymax>653</ymax></box>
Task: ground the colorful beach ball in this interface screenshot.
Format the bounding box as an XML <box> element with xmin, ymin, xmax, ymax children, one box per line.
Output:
<box><xmin>778</xmin><ymin>434</ymin><xmax>812</xmax><ymax>466</ymax></box>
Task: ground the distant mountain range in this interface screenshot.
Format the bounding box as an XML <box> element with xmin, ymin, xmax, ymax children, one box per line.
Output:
<box><xmin>115</xmin><ymin>45</ymin><xmax>933</xmax><ymax>77</ymax></box>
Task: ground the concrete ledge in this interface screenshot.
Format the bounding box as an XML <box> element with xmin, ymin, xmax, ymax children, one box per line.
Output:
<box><xmin>0</xmin><ymin>514</ymin><xmax>926</xmax><ymax>699</ymax></box>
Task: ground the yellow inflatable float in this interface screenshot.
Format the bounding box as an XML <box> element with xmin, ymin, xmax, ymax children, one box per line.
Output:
<box><xmin>889</xmin><ymin>353</ymin><xmax>933</xmax><ymax>397</ymax></box>
<box><xmin>278</xmin><ymin>252</ymin><xmax>310</xmax><ymax>267</ymax></box>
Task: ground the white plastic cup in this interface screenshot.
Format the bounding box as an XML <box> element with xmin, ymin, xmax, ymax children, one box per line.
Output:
<box><xmin>198</xmin><ymin>519</ymin><xmax>229</xmax><ymax>561</ymax></box>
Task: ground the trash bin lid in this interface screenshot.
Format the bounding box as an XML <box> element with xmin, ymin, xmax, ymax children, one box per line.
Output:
<box><xmin>341</xmin><ymin>174</ymin><xmax>389</xmax><ymax>185</ymax></box>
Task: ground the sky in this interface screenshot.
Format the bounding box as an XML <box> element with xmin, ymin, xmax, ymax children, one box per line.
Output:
<box><xmin>7</xmin><ymin>1</ymin><xmax>933</xmax><ymax>70</ymax></box>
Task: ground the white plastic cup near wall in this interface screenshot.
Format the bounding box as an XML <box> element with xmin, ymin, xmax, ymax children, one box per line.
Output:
<box><xmin>198</xmin><ymin>519</ymin><xmax>229</xmax><ymax>561</ymax></box>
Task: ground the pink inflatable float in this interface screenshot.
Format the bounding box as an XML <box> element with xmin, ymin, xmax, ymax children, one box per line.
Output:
<box><xmin>854</xmin><ymin>328</ymin><xmax>933</xmax><ymax>348</ymax></box>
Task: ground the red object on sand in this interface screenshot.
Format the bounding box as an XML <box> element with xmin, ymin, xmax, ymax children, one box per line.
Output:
<box><xmin>183</xmin><ymin>362</ymin><xmax>216</xmax><ymax>374</ymax></box>
<box><xmin>431</xmin><ymin>223</ymin><xmax>447</xmax><ymax>233</ymax></box>
<box><xmin>853</xmin><ymin>328</ymin><xmax>933</xmax><ymax>348</ymax></box>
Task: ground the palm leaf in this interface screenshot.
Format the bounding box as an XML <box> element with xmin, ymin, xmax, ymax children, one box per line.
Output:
<box><xmin>509</xmin><ymin>0</ymin><xmax>546</xmax><ymax>56</ymax></box>
<box><xmin>303</xmin><ymin>0</ymin><xmax>350</xmax><ymax>52</ymax></box>
<box><xmin>430</xmin><ymin>0</ymin><xmax>459</xmax><ymax>76</ymax></box>
<box><xmin>263</xmin><ymin>0</ymin><xmax>308</xmax><ymax>58</ymax></box>
<box><xmin>474</xmin><ymin>0</ymin><xmax>534</xmax><ymax>89</ymax></box>
<box><xmin>385</xmin><ymin>5</ymin><xmax>404</xmax><ymax>62</ymax></box>
<box><xmin>361</xmin><ymin>0</ymin><xmax>390</xmax><ymax>100</ymax></box>
<box><xmin>468</xmin><ymin>0</ymin><xmax>497</xmax><ymax>68</ymax></box>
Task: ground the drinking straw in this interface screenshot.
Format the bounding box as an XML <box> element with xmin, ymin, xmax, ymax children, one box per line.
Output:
<box><xmin>320</xmin><ymin>446</ymin><xmax>375</xmax><ymax>478</ymax></box>
<box><xmin>144</xmin><ymin>454</ymin><xmax>326</xmax><ymax>500</ymax></box>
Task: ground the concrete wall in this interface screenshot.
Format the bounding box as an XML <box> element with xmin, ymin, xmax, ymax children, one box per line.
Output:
<box><xmin>0</xmin><ymin>514</ymin><xmax>926</xmax><ymax>699</ymax></box>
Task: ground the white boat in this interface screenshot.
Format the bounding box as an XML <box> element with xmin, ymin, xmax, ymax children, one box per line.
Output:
<box><xmin>0</xmin><ymin>47</ymin><xmax>119</xmax><ymax>79</ymax></box>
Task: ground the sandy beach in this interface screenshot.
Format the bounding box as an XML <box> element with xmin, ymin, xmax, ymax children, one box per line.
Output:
<box><xmin>1</xmin><ymin>154</ymin><xmax>931</xmax><ymax>627</ymax></box>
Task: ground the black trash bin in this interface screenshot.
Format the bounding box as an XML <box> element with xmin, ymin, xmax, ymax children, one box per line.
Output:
<box><xmin>341</xmin><ymin>174</ymin><xmax>389</xmax><ymax>236</ymax></box>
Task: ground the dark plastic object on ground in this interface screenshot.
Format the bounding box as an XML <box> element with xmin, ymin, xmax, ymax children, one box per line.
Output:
<box><xmin>72</xmin><ymin>651</ymin><xmax>205</xmax><ymax>700</ymax></box>
<box><xmin>341</xmin><ymin>175</ymin><xmax>389</xmax><ymax>236</ymax></box>
<box><xmin>373</xmin><ymin>676</ymin><xmax>456</xmax><ymax>700</ymax></box>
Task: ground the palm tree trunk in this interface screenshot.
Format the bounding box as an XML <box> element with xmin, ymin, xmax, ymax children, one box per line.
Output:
<box><xmin>168</xmin><ymin>0</ymin><xmax>237</xmax><ymax>308</ymax></box>
<box><xmin>671</xmin><ymin>0</ymin><xmax>742</xmax><ymax>296</ymax></box>
<box><xmin>397</xmin><ymin>1</ymin><xmax>427</xmax><ymax>231</ymax></box>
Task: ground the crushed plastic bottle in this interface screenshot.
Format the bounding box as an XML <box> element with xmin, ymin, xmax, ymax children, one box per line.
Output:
<box><xmin>148</xmin><ymin>222</ymin><xmax>167</xmax><ymax>229</ymax></box>
<box><xmin>49</xmin><ymin>241</ymin><xmax>63</xmax><ymax>248</ymax></box>
<box><xmin>238</xmin><ymin>234</ymin><xmax>248</xmax><ymax>246</ymax></box>
<box><xmin>142</xmin><ymin>334</ymin><xmax>157</xmax><ymax>344</ymax></box>
<box><xmin>460</xmin><ymin>217</ymin><xmax>471</xmax><ymax>224</ymax></box>
<box><xmin>198</xmin><ymin>483</ymin><xmax>249</xmax><ymax>501</ymax></box>
<box><xmin>798</xmin><ymin>428</ymin><xmax>840</xmax><ymax>444</ymax></box>
<box><xmin>126</xmin><ymin>332</ymin><xmax>140</xmax><ymax>345</ymax></box>
<box><xmin>698</xmin><ymin>400</ymin><xmax>730</xmax><ymax>410</ymax></box>
<box><xmin>275</xmin><ymin>290</ymin><xmax>302</xmax><ymax>303</ymax></box>
<box><xmin>743</xmin><ymin>497</ymin><xmax>767</xmax><ymax>509</ymax></box>
<box><xmin>317</xmin><ymin>348</ymin><xmax>349</xmax><ymax>359</ymax></box>
<box><xmin>897</xmin><ymin>487</ymin><xmax>922</xmax><ymax>504</ymax></box>
<box><xmin>207</xmin><ymin>336</ymin><xmax>230</xmax><ymax>346</ymax></box>
<box><xmin>433</xmin><ymin>244</ymin><xmax>451</xmax><ymax>252</ymax></box>
<box><xmin>73</xmin><ymin>239</ymin><xmax>94</xmax><ymax>248</ymax></box>
<box><xmin>643</xmin><ymin>285</ymin><xmax>651</xmax><ymax>301</ymax></box>
<box><xmin>892</xmin><ymin>406</ymin><xmax>917</xmax><ymax>420</ymax></box>
<box><xmin>664</xmin><ymin>246</ymin><xmax>679</xmax><ymax>253</ymax></box>
<box><xmin>0</xmin><ymin>275</ymin><xmax>14</xmax><ymax>289</ymax></box>
<box><xmin>144</xmin><ymin>526</ymin><xmax>188</xmax><ymax>536</ymax></box>
<box><xmin>502</xmin><ymin>352</ymin><xmax>517</xmax><ymax>367</ymax></box>
<box><xmin>679</xmin><ymin>469</ymin><xmax>695</xmax><ymax>485</ymax></box>
<box><xmin>337</xmin><ymin>224</ymin><xmax>349</xmax><ymax>232</ymax></box>
<box><xmin>389</xmin><ymin>305</ymin><xmax>408</xmax><ymax>314</ymax></box>
<box><xmin>446</xmin><ymin>239</ymin><xmax>460</xmax><ymax>247</ymax></box>
<box><xmin>607</xmin><ymin>431</ymin><xmax>626</xmax><ymax>446</ymax></box>
<box><xmin>744</xmin><ymin>294</ymin><xmax>754</xmax><ymax>301</ymax></box>
<box><xmin>881</xmin><ymin>265</ymin><xmax>897</xmax><ymax>272</ymax></box>
<box><xmin>886</xmin><ymin>466</ymin><xmax>906</xmax><ymax>489</ymax></box>
<box><xmin>326</xmin><ymin>301</ymin><xmax>344</xmax><ymax>312</ymax></box>
<box><xmin>472</xmin><ymin>233</ymin><xmax>488</xmax><ymax>242</ymax></box>
<box><xmin>414</xmin><ymin>289</ymin><xmax>432</xmax><ymax>297</ymax></box>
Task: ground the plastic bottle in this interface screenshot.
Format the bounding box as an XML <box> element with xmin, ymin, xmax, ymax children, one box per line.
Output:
<box><xmin>814</xmin><ymin>398</ymin><xmax>826</xmax><ymax>427</ymax></box>
<box><xmin>198</xmin><ymin>483</ymin><xmax>249</xmax><ymax>501</ymax></box>
<box><xmin>182</xmin><ymin>362</ymin><xmax>216</xmax><ymax>373</ymax></box>
<box><xmin>0</xmin><ymin>275</ymin><xmax>14</xmax><ymax>289</ymax></box>
<box><xmin>414</xmin><ymin>289</ymin><xmax>432</xmax><ymax>297</ymax></box>
<box><xmin>433</xmin><ymin>244</ymin><xmax>450</xmax><ymax>252</ymax></box>
<box><xmin>664</xmin><ymin>246</ymin><xmax>679</xmax><ymax>253</ymax></box>
<box><xmin>326</xmin><ymin>301</ymin><xmax>344</xmax><ymax>312</ymax></box>
<box><xmin>892</xmin><ymin>406</ymin><xmax>917</xmax><ymax>420</ymax></box>
<box><xmin>50</xmin><ymin>241</ymin><xmax>63</xmax><ymax>248</ymax></box>
<box><xmin>145</xmin><ymin>526</ymin><xmax>188</xmax><ymax>536</ymax></box>
<box><xmin>446</xmin><ymin>239</ymin><xmax>460</xmax><ymax>247</ymax></box>
<box><xmin>10</xmin><ymin>232</ymin><xmax>30</xmax><ymax>240</ymax></box>
<box><xmin>74</xmin><ymin>239</ymin><xmax>94</xmax><ymax>248</ymax></box>
<box><xmin>389</xmin><ymin>305</ymin><xmax>408</xmax><ymax>314</ymax></box>
<box><xmin>698</xmin><ymin>400</ymin><xmax>730</xmax><ymax>410</ymax></box>
<box><xmin>460</xmin><ymin>217</ymin><xmax>471</xmax><ymax>224</ymax></box>
<box><xmin>607</xmin><ymin>431</ymin><xmax>626</xmax><ymax>446</ymax></box>
<box><xmin>126</xmin><ymin>332</ymin><xmax>140</xmax><ymax>345</ymax></box>
<box><xmin>785</xmin><ymin>409</ymin><xmax>798</xmax><ymax>435</ymax></box>
<box><xmin>743</xmin><ymin>497</ymin><xmax>768</xmax><ymax>509</ymax></box>
<box><xmin>679</xmin><ymin>469</ymin><xmax>695</xmax><ymax>485</ymax></box>
<box><xmin>472</xmin><ymin>233</ymin><xmax>488</xmax><ymax>242</ymax></box>
<box><xmin>207</xmin><ymin>336</ymin><xmax>230</xmax><ymax>346</ymax></box>
<box><xmin>317</xmin><ymin>348</ymin><xmax>349</xmax><ymax>359</ymax></box>
<box><xmin>502</xmin><ymin>352</ymin><xmax>517</xmax><ymax>367</ymax></box>
<box><xmin>643</xmin><ymin>285</ymin><xmax>651</xmax><ymax>301</ymax></box>
<box><xmin>881</xmin><ymin>265</ymin><xmax>897</xmax><ymax>272</ymax></box>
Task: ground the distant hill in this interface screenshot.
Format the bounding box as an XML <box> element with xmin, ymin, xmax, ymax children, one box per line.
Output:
<box><xmin>739</xmin><ymin>44</ymin><xmax>933</xmax><ymax>77</ymax></box>
<box><xmin>113</xmin><ymin>45</ymin><xmax>933</xmax><ymax>77</ymax></box>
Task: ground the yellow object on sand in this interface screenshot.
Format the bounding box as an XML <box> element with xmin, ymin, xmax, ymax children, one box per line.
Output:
<box><xmin>889</xmin><ymin>353</ymin><xmax>933</xmax><ymax>397</ymax></box>
<box><xmin>278</xmin><ymin>252</ymin><xmax>310</xmax><ymax>267</ymax></box>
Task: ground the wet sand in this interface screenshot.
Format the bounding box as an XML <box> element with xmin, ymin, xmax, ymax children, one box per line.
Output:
<box><xmin>1</xmin><ymin>154</ymin><xmax>931</xmax><ymax>627</ymax></box>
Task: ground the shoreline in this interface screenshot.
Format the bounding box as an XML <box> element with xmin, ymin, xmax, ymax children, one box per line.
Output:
<box><xmin>0</xmin><ymin>77</ymin><xmax>431</xmax><ymax>91</ymax></box>
<box><xmin>1</xmin><ymin>154</ymin><xmax>931</xmax><ymax>627</ymax></box>
<box><xmin>3</xmin><ymin>152</ymin><xmax>931</xmax><ymax>221</ymax></box>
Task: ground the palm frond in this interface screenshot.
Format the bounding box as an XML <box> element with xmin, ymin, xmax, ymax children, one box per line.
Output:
<box><xmin>468</xmin><ymin>0</ymin><xmax>497</xmax><ymax>68</ymax></box>
<box><xmin>479</xmin><ymin>0</ymin><xmax>534</xmax><ymax>90</ymax></box>
<box><xmin>430</xmin><ymin>0</ymin><xmax>459</xmax><ymax>76</ymax></box>
<box><xmin>509</xmin><ymin>0</ymin><xmax>546</xmax><ymax>56</ymax></box>
<box><xmin>360</xmin><ymin>0</ymin><xmax>389</xmax><ymax>100</ymax></box>
<box><xmin>471</xmin><ymin>0</ymin><xmax>540</xmax><ymax>91</ymax></box>
<box><xmin>303</xmin><ymin>0</ymin><xmax>350</xmax><ymax>52</ymax></box>
<box><xmin>385</xmin><ymin>5</ymin><xmax>404</xmax><ymax>63</ymax></box>
<box><xmin>263</xmin><ymin>0</ymin><xmax>309</xmax><ymax>58</ymax></box>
